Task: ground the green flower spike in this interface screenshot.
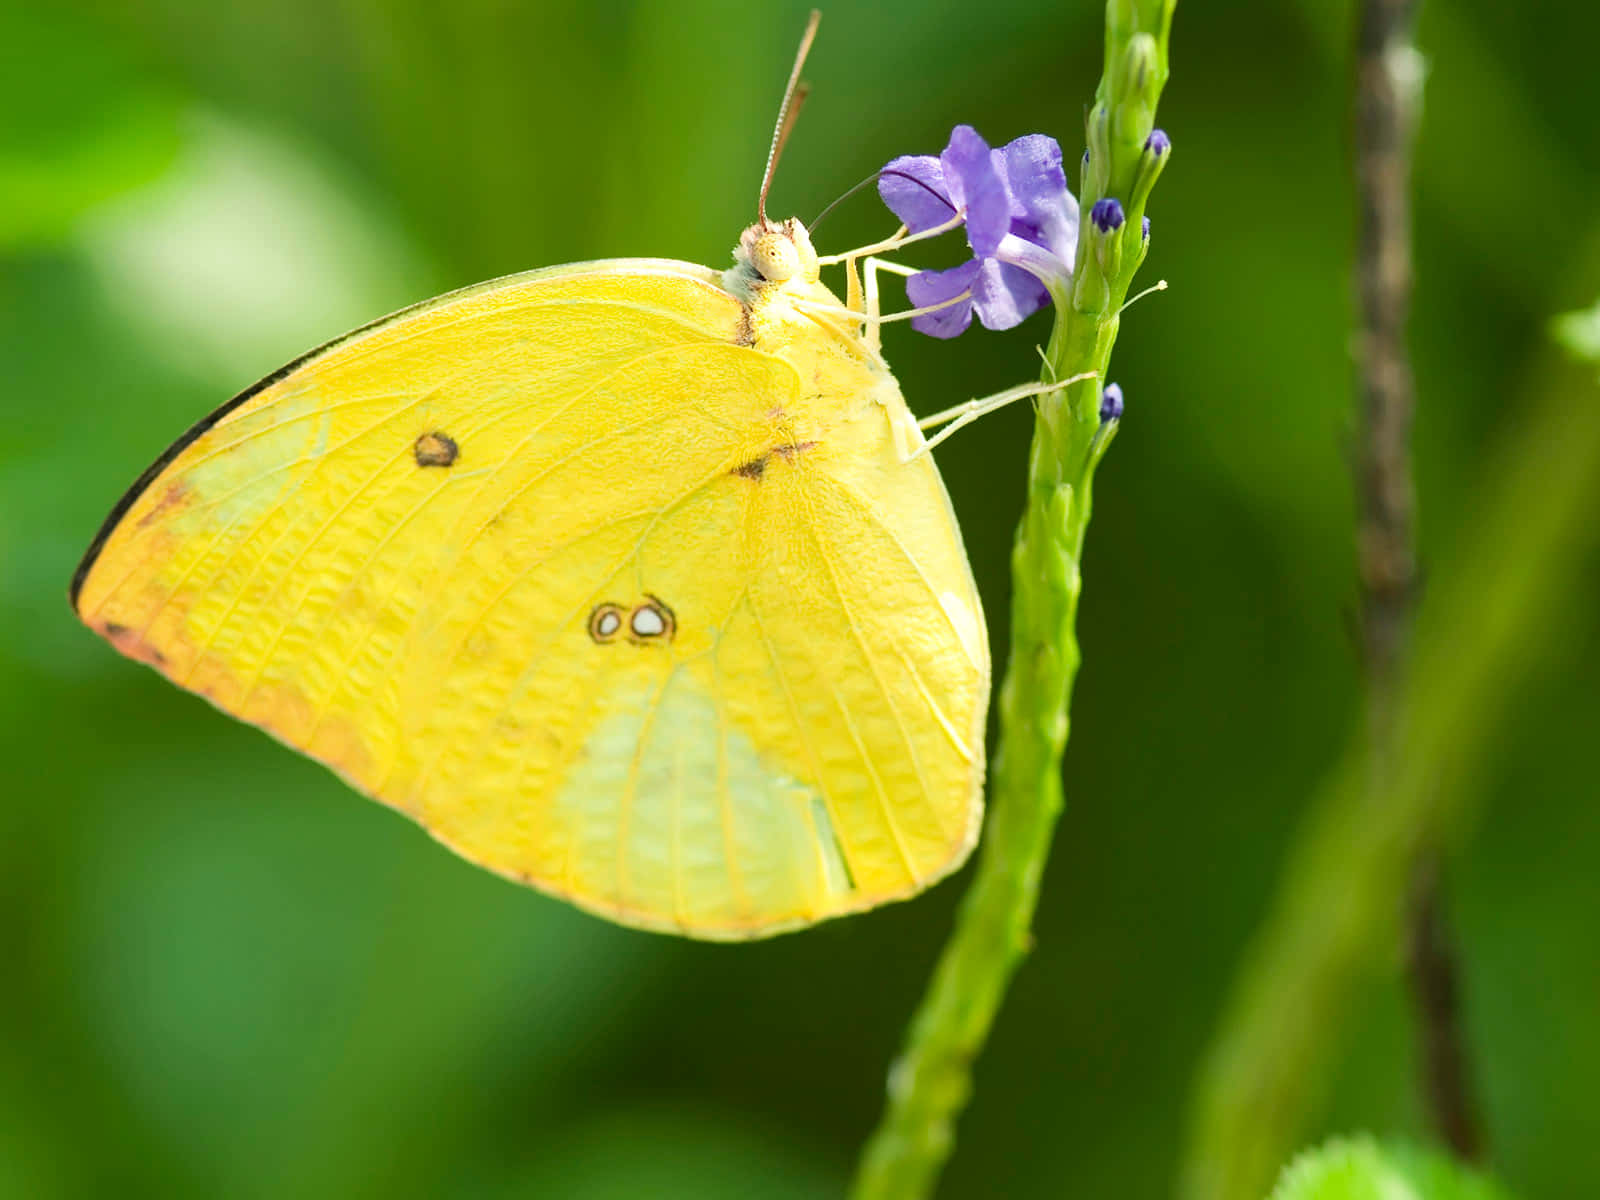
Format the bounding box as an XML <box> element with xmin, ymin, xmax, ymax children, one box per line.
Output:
<box><xmin>850</xmin><ymin>4</ymin><xmax>1176</xmax><ymax>1200</ymax></box>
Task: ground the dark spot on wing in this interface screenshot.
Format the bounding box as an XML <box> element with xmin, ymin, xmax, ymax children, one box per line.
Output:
<box><xmin>414</xmin><ymin>431</ymin><xmax>458</xmax><ymax>467</ymax></box>
<box><xmin>732</xmin><ymin>441</ymin><xmax>817</xmax><ymax>482</ymax></box>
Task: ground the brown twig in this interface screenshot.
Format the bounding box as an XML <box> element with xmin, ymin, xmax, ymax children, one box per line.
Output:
<box><xmin>1406</xmin><ymin>852</ymin><xmax>1486</xmax><ymax>1158</ymax></box>
<box><xmin>1354</xmin><ymin>0</ymin><xmax>1485</xmax><ymax>1160</ymax></box>
<box><xmin>1354</xmin><ymin>0</ymin><xmax>1419</xmax><ymax>696</ymax></box>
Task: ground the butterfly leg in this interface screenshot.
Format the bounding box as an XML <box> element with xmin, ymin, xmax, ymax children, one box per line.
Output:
<box><xmin>861</xmin><ymin>255</ymin><xmax>922</xmax><ymax>355</ymax></box>
<box><xmin>791</xmin><ymin>251</ymin><xmax>970</xmax><ymax>342</ymax></box>
<box><xmin>857</xmin><ymin>254</ymin><xmax>928</xmax><ymax>460</ymax></box>
<box><xmin>814</xmin><ymin>213</ymin><xmax>964</xmax><ymax>267</ymax></box>
<box><xmin>844</xmin><ymin>255</ymin><xmax>1092</xmax><ymax>461</ymax></box>
<box><xmin>843</xmin><ymin>252</ymin><xmax>864</xmax><ymax>318</ymax></box>
<box><xmin>835</xmin><ymin>253</ymin><xmax>910</xmax><ymax>350</ymax></box>
<box><xmin>906</xmin><ymin>373</ymin><xmax>1100</xmax><ymax>461</ymax></box>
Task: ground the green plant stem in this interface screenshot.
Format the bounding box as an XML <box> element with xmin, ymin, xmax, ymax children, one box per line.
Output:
<box><xmin>850</xmin><ymin>4</ymin><xmax>1174</xmax><ymax>1197</ymax></box>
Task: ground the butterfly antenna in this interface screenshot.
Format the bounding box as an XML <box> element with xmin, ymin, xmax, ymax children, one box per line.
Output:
<box><xmin>759</xmin><ymin>9</ymin><xmax>821</xmax><ymax>227</ymax></box>
<box><xmin>811</xmin><ymin>166</ymin><xmax>955</xmax><ymax>232</ymax></box>
<box><xmin>810</xmin><ymin>169</ymin><xmax>882</xmax><ymax>231</ymax></box>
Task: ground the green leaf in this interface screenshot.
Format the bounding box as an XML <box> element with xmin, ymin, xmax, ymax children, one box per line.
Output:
<box><xmin>1269</xmin><ymin>1138</ymin><xmax>1517</xmax><ymax>1200</ymax></box>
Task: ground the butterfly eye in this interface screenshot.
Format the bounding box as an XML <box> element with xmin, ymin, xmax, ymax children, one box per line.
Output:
<box><xmin>587</xmin><ymin>604</ymin><xmax>626</xmax><ymax>643</ymax></box>
<box><xmin>783</xmin><ymin>218</ymin><xmax>819</xmax><ymax>280</ymax></box>
<box><xmin>628</xmin><ymin>597</ymin><xmax>676</xmax><ymax>643</ymax></box>
<box><xmin>751</xmin><ymin>232</ymin><xmax>800</xmax><ymax>283</ymax></box>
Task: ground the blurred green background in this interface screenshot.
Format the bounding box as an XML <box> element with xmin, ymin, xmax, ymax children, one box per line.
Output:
<box><xmin>3</xmin><ymin>1</ymin><xmax>1597</xmax><ymax>1197</ymax></box>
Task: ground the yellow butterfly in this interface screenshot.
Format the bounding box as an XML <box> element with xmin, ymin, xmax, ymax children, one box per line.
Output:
<box><xmin>71</xmin><ymin>15</ymin><xmax>1000</xmax><ymax>939</ymax></box>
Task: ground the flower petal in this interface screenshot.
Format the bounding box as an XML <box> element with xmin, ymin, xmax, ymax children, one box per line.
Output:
<box><xmin>878</xmin><ymin>154</ymin><xmax>955</xmax><ymax>233</ymax></box>
<box><xmin>998</xmin><ymin>134</ymin><xmax>1078</xmax><ymax>264</ymax></box>
<box><xmin>971</xmin><ymin>258</ymin><xmax>1050</xmax><ymax>331</ymax></box>
<box><xmin>999</xmin><ymin>134</ymin><xmax>1066</xmax><ymax>210</ymax></box>
<box><xmin>992</xmin><ymin>231</ymin><xmax>1072</xmax><ymax>298</ymax></box>
<box><xmin>940</xmin><ymin>125</ymin><xmax>1010</xmax><ymax>258</ymax></box>
<box><xmin>906</xmin><ymin>259</ymin><xmax>980</xmax><ymax>339</ymax></box>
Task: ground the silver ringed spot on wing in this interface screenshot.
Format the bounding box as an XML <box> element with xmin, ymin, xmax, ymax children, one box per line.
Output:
<box><xmin>588</xmin><ymin>597</ymin><xmax>675</xmax><ymax>646</ymax></box>
<box><xmin>588</xmin><ymin>603</ymin><xmax>627</xmax><ymax>644</ymax></box>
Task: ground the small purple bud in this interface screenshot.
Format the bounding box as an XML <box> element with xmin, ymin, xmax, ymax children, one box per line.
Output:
<box><xmin>1082</xmin><ymin>148</ymin><xmax>1090</xmax><ymax>167</ymax></box>
<box><xmin>1144</xmin><ymin>128</ymin><xmax>1171</xmax><ymax>156</ymax></box>
<box><xmin>1090</xmin><ymin>197</ymin><xmax>1125</xmax><ymax>234</ymax></box>
<box><xmin>1141</xmin><ymin>216</ymin><xmax>1151</xmax><ymax>240</ymax></box>
<box><xmin>1100</xmin><ymin>383</ymin><xmax>1124</xmax><ymax>423</ymax></box>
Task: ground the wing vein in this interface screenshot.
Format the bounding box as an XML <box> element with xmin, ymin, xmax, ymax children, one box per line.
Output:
<box><xmin>791</xmin><ymin>490</ymin><xmax>946</xmax><ymax>863</ymax></box>
<box><xmin>819</xmin><ymin>473</ymin><xmax>983</xmax><ymax>669</ymax></box>
<box><xmin>745</xmin><ymin>583</ymin><xmax>889</xmax><ymax>886</ymax></box>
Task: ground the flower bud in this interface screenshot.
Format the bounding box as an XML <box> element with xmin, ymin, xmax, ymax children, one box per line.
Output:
<box><xmin>1100</xmin><ymin>383</ymin><xmax>1124</xmax><ymax>423</ymax></box>
<box><xmin>1130</xmin><ymin>127</ymin><xmax>1171</xmax><ymax>212</ymax></box>
<box><xmin>1089</xmin><ymin>197</ymin><xmax>1126</xmax><ymax>280</ymax></box>
<box><xmin>1090</xmin><ymin>198</ymin><xmax>1126</xmax><ymax>235</ymax></box>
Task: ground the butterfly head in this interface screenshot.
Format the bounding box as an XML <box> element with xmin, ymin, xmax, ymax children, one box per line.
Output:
<box><xmin>735</xmin><ymin>217</ymin><xmax>820</xmax><ymax>291</ymax></box>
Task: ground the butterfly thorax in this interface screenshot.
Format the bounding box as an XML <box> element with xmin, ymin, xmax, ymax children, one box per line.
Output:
<box><xmin>723</xmin><ymin>216</ymin><xmax>910</xmax><ymax>460</ymax></box>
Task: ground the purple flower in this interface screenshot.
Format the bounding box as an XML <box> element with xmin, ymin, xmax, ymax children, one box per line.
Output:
<box><xmin>879</xmin><ymin>125</ymin><xmax>1079</xmax><ymax>338</ymax></box>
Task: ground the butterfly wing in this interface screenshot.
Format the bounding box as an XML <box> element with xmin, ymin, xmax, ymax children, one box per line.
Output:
<box><xmin>73</xmin><ymin>260</ymin><xmax>988</xmax><ymax>937</ymax></box>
